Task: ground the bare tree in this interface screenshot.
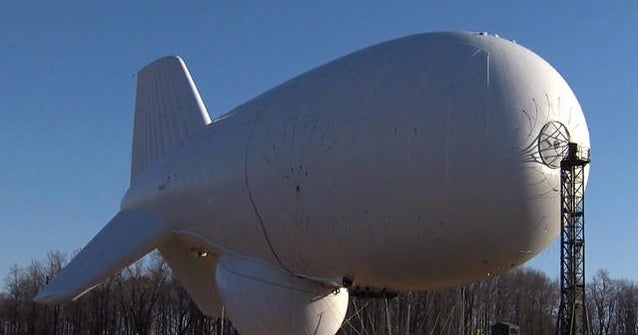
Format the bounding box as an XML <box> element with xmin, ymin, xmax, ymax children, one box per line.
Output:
<box><xmin>4</xmin><ymin>251</ymin><xmax>637</xmax><ymax>335</ymax></box>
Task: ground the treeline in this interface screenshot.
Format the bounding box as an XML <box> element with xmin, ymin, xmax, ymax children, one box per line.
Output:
<box><xmin>1</xmin><ymin>251</ymin><xmax>637</xmax><ymax>335</ymax></box>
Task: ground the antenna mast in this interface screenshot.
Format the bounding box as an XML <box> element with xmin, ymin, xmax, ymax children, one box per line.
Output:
<box><xmin>556</xmin><ymin>142</ymin><xmax>591</xmax><ymax>335</ymax></box>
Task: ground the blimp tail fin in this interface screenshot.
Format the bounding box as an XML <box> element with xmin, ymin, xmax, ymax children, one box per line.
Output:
<box><xmin>34</xmin><ymin>211</ymin><xmax>170</xmax><ymax>304</ymax></box>
<box><xmin>130</xmin><ymin>56</ymin><xmax>212</xmax><ymax>185</ymax></box>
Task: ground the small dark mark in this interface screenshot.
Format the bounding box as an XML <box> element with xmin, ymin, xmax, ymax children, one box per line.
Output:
<box><xmin>342</xmin><ymin>277</ymin><xmax>354</xmax><ymax>287</ymax></box>
<box><xmin>417</xmin><ymin>215</ymin><xmax>422</xmax><ymax>219</ymax></box>
<box><xmin>304</xmin><ymin>171</ymin><xmax>308</xmax><ymax>176</ymax></box>
<box><xmin>481</xmin><ymin>260</ymin><xmax>489</xmax><ymax>265</ymax></box>
<box><xmin>414</xmin><ymin>127</ymin><xmax>418</xmax><ymax>134</ymax></box>
<box><xmin>393</xmin><ymin>128</ymin><xmax>398</xmax><ymax>135</ymax></box>
<box><xmin>296</xmin><ymin>185</ymin><xmax>300</xmax><ymax>193</ymax></box>
<box><xmin>439</xmin><ymin>221</ymin><xmax>445</xmax><ymax>226</ymax></box>
<box><xmin>290</xmin><ymin>168</ymin><xmax>294</xmax><ymax>172</ymax></box>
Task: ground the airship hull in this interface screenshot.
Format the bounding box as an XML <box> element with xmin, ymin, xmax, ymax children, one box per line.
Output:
<box><xmin>37</xmin><ymin>32</ymin><xmax>589</xmax><ymax>335</ymax></box>
<box><xmin>123</xmin><ymin>32</ymin><xmax>589</xmax><ymax>291</ymax></box>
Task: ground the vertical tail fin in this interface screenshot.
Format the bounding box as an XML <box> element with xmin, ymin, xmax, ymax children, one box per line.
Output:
<box><xmin>131</xmin><ymin>56</ymin><xmax>211</xmax><ymax>184</ymax></box>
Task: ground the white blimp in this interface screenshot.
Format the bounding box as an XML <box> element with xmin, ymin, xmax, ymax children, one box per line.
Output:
<box><xmin>36</xmin><ymin>31</ymin><xmax>589</xmax><ymax>335</ymax></box>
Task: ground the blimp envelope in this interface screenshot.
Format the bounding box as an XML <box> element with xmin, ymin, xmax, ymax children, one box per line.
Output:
<box><xmin>35</xmin><ymin>32</ymin><xmax>590</xmax><ymax>335</ymax></box>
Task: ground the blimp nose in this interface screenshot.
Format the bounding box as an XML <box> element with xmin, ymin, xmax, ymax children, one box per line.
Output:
<box><xmin>537</xmin><ymin>121</ymin><xmax>572</xmax><ymax>168</ymax></box>
<box><xmin>431</xmin><ymin>33</ymin><xmax>592</xmax><ymax>276</ymax></box>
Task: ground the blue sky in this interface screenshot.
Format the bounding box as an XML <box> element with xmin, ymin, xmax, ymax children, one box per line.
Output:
<box><xmin>1</xmin><ymin>2</ymin><xmax>636</xmax><ymax>284</ymax></box>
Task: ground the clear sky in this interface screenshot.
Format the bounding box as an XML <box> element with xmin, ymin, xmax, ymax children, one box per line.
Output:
<box><xmin>1</xmin><ymin>2</ymin><xmax>636</xmax><ymax>284</ymax></box>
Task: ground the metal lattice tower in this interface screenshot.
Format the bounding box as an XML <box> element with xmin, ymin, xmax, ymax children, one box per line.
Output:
<box><xmin>556</xmin><ymin>142</ymin><xmax>591</xmax><ymax>335</ymax></box>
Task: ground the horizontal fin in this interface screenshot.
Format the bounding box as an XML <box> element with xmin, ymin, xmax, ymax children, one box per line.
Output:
<box><xmin>35</xmin><ymin>211</ymin><xmax>170</xmax><ymax>304</ymax></box>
